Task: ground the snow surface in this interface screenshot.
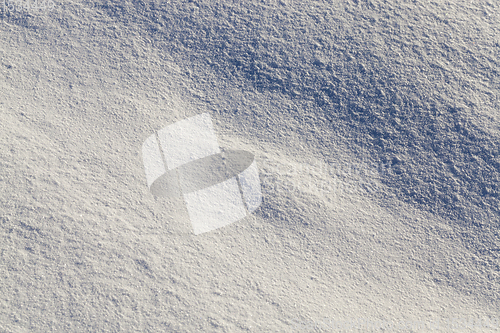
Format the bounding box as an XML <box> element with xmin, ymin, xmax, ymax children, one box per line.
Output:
<box><xmin>1</xmin><ymin>0</ymin><xmax>499</xmax><ymax>331</ymax></box>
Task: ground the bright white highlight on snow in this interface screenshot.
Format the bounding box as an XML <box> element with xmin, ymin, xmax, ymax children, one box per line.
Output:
<box><xmin>142</xmin><ymin>113</ymin><xmax>262</xmax><ymax>235</ymax></box>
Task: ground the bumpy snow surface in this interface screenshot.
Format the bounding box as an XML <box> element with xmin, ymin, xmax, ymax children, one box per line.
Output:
<box><xmin>1</xmin><ymin>0</ymin><xmax>499</xmax><ymax>331</ymax></box>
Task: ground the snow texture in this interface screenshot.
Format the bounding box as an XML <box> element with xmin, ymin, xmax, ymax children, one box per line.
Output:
<box><xmin>1</xmin><ymin>0</ymin><xmax>499</xmax><ymax>331</ymax></box>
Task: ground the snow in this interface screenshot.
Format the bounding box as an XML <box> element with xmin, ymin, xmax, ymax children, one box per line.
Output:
<box><xmin>1</xmin><ymin>0</ymin><xmax>499</xmax><ymax>331</ymax></box>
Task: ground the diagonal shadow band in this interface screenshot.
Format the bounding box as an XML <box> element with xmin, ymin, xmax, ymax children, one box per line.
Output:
<box><xmin>150</xmin><ymin>150</ymin><xmax>254</xmax><ymax>198</ymax></box>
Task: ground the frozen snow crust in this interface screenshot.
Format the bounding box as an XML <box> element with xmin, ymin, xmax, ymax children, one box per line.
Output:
<box><xmin>1</xmin><ymin>0</ymin><xmax>499</xmax><ymax>331</ymax></box>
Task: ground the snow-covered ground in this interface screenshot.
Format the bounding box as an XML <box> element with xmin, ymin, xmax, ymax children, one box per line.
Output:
<box><xmin>1</xmin><ymin>0</ymin><xmax>499</xmax><ymax>331</ymax></box>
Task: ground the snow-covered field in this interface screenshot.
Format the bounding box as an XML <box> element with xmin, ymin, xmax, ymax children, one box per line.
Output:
<box><xmin>1</xmin><ymin>0</ymin><xmax>499</xmax><ymax>331</ymax></box>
